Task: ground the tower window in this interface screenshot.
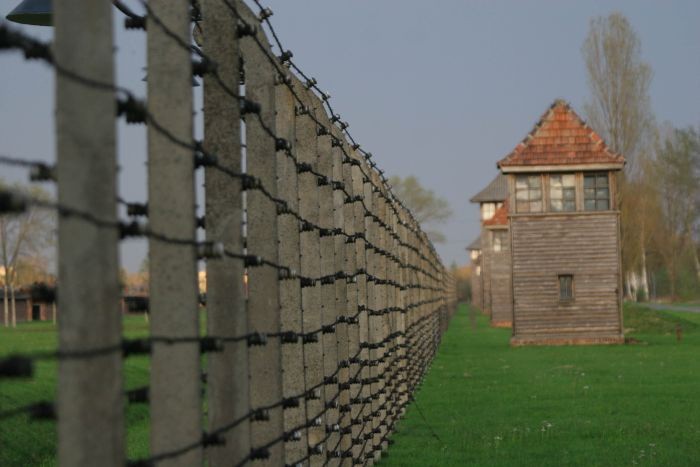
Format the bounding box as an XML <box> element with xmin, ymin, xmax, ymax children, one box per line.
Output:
<box><xmin>559</xmin><ymin>275</ymin><xmax>574</xmax><ymax>301</ymax></box>
<box><xmin>515</xmin><ymin>175</ymin><xmax>542</xmax><ymax>213</ymax></box>
<box><xmin>550</xmin><ymin>174</ymin><xmax>576</xmax><ymax>212</ymax></box>
<box><xmin>584</xmin><ymin>173</ymin><xmax>610</xmax><ymax>211</ymax></box>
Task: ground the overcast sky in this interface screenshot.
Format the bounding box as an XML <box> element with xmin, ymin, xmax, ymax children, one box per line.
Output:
<box><xmin>0</xmin><ymin>0</ymin><xmax>698</xmax><ymax>272</ymax></box>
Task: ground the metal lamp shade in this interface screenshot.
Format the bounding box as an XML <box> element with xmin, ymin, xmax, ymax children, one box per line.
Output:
<box><xmin>6</xmin><ymin>0</ymin><xmax>52</xmax><ymax>26</ymax></box>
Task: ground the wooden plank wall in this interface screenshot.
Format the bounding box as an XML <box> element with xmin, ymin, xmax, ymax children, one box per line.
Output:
<box><xmin>479</xmin><ymin>227</ymin><xmax>492</xmax><ymax>316</ymax></box>
<box><xmin>510</xmin><ymin>212</ymin><xmax>623</xmax><ymax>344</ymax></box>
<box><xmin>471</xmin><ymin>266</ymin><xmax>483</xmax><ymax>311</ymax></box>
<box><xmin>487</xmin><ymin>227</ymin><xmax>512</xmax><ymax>327</ymax></box>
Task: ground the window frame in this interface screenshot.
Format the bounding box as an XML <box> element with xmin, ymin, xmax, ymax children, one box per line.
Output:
<box><xmin>515</xmin><ymin>175</ymin><xmax>543</xmax><ymax>213</ymax></box>
<box><xmin>558</xmin><ymin>274</ymin><xmax>574</xmax><ymax>302</ymax></box>
<box><xmin>481</xmin><ymin>202</ymin><xmax>496</xmax><ymax>221</ymax></box>
<box><xmin>492</xmin><ymin>230</ymin><xmax>507</xmax><ymax>253</ymax></box>
<box><xmin>549</xmin><ymin>173</ymin><xmax>577</xmax><ymax>212</ymax></box>
<box><xmin>583</xmin><ymin>172</ymin><xmax>610</xmax><ymax>211</ymax></box>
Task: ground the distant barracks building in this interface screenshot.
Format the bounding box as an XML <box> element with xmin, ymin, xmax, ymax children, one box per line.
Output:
<box><xmin>498</xmin><ymin>100</ymin><xmax>625</xmax><ymax>345</ymax></box>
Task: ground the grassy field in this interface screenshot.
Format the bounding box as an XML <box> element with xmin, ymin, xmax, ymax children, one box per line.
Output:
<box><xmin>0</xmin><ymin>315</ymin><xmax>152</xmax><ymax>466</ymax></box>
<box><xmin>380</xmin><ymin>303</ymin><xmax>700</xmax><ymax>466</ymax></box>
<box><xmin>2</xmin><ymin>305</ymin><xmax>699</xmax><ymax>466</ymax></box>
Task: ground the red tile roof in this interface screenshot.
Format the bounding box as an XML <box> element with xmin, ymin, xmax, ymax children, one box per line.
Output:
<box><xmin>483</xmin><ymin>199</ymin><xmax>508</xmax><ymax>227</ymax></box>
<box><xmin>497</xmin><ymin>100</ymin><xmax>625</xmax><ymax>168</ymax></box>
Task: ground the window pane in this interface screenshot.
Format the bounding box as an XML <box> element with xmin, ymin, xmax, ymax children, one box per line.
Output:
<box><xmin>563</xmin><ymin>200</ymin><xmax>576</xmax><ymax>211</ymax></box>
<box><xmin>528</xmin><ymin>176</ymin><xmax>540</xmax><ymax>188</ymax></box>
<box><xmin>585</xmin><ymin>199</ymin><xmax>596</xmax><ymax>211</ymax></box>
<box><xmin>596</xmin><ymin>199</ymin><xmax>609</xmax><ymax>210</ymax></box>
<box><xmin>559</xmin><ymin>275</ymin><xmax>574</xmax><ymax>300</ymax></box>
<box><xmin>584</xmin><ymin>188</ymin><xmax>595</xmax><ymax>199</ymax></box>
<box><xmin>530</xmin><ymin>201</ymin><xmax>542</xmax><ymax>212</ymax></box>
<box><xmin>516</xmin><ymin>177</ymin><xmax>528</xmax><ymax>190</ymax></box>
<box><xmin>551</xmin><ymin>200</ymin><xmax>563</xmax><ymax>211</ymax></box>
<box><xmin>562</xmin><ymin>174</ymin><xmax>575</xmax><ymax>186</ymax></box>
<box><xmin>516</xmin><ymin>201</ymin><xmax>529</xmax><ymax>213</ymax></box>
<box><xmin>516</xmin><ymin>189</ymin><xmax>528</xmax><ymax>201</ymax></box>
<box><xmin>563</xmin><ymin>187</ymin><xmax>576</xmax><ymax>200</ymax></box>
<box><xmin>584</xmin><ymin>175</ymin><xmax>595</xmax><ymax>188</ymax></box>
<box><xmin>530</xmin><ymin>189</ymin><xmax>541</xmax><ymax>201</ymax></box>
<box><xmin>550</xmin><ymin>175</ymin><xmax>562</xmax><ymax>188</ymax></box>
<box><xmin>550</xmin><ymin>187</ymin><xmax>562</xmax><ymax>200</ymax></box>
<box><xmin>596</xmin><ymin>188</ymin><xmax>609</xmax><ymax>200</ymax></box>
<box><xmin>597</xmin><ymin>174</ymin><xmax>609</xmax><ymax>187</ymax></box>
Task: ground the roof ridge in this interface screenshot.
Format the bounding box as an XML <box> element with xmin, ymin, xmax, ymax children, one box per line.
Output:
<box><xmin>497</xmin><ymin>99</ymin><xmax>625</xmax><ymax>168</ymax></box>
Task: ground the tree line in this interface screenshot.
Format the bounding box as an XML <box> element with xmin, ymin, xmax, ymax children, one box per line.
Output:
<box><xmin>583</xmin><ymin>12</ymin><xmax>700</xmax><ymax>301</ymax></box>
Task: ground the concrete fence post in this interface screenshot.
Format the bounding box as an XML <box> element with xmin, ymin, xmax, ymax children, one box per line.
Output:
<box><xmin>396</xmin><ymin>208</ymin><xmax>409</xmax><ymax>417</ymax></box>
<box><xmin>146</xmin><ymin>1</ymin><xmax>201</xmax><ymax>465</ymax></box>
<box><xmin>343</xmin><ymin>148</ymin><xmax>362</xmax><ymax>461</ymax></box>
<box><xmin>295</xmin><ymin>86</ymin><xmax>326</xmax><ymax>464</ymax></box>
<box><xmin>201</xmin><ymin>1</ymin><xmax>249</xmax><ymax>465</ymax></box>
<box><xmin>372</xmin><ymin>181</ymin><xmax>388</xmax><ymax>459</ymax></box>
<box><xmin>241</xmin><ymin>27</ymin><xmax>284</xmax><ymax>466</ymax></box>
<box><xmin>314</xmin><ymin>98</ymin><xmax>341</xmax><ymax>465</ymax></box>
<box><xmin>330</xmin><ymin>128</ymin><xmax>351</xmax><ymax>461</ymax></box>
<box><xmin>357</xmin><ymin>159</ymin><xmax>373</xmax><ymax>463</ymax></box>
<box><xmin>55</xmin><ymin>1</ymin><xmax>123</xmax><ymax>465</ymax></box>
<box><xmin>385</xmin><ymin>201</ymin><xmax>399</xmax><ymax>439</ymax></box>
<box><xmin>276</xmin><ymin>82</ymin><xmax>308</xmax><ymax>465</ymax></box>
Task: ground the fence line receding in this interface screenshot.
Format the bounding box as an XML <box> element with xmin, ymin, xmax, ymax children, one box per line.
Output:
<box><xmin>0</xmin><ymin>0</ymin><xmax>457</xmax><ymax>465</ymax></box>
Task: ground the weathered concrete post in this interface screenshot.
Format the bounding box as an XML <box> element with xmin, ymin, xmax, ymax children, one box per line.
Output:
<box><xmin>330</xmin><ymin>129</ymin><xmax>351</xmax><ymax>462</ymax></box>
<box><xmin>396</xmin><ymin>208</ymin><xmax>409</xmax><ymax>417</ymax></box>
<box><xmin>201</xmin><ymin>1</ymin><xmax>249</xmax><ymax>465</ymax></box>
<box><xmin>314</xmin><ymin>99</ymin><xmax>341</xmax><ymax>464</ymax></box>
<box><xmin>276</xmin><ymin>82</ymin><xmax>309</xmax><ymax>464</ymax></box>
<box><xmin>147</xmin><ymin>1</ymin><xmax>201</xmax><ymax>465</ymax></box>
<box><xmin>374</xmin><ymin>179</ymin><xmax>389</xmax><ymax>458</ymax></box>
<box><xmin>241</xmin><ymin>25</ymin><xmax>284</xmax><ymax>466</ymax></box>
<box><xmin>55</xmin><ymin>1</ymin><xmax>123</xmax><ymax>465</ymax></box>
<box><xmin>295</xmin><ymin>85</ymin><xmax>326</xmax><ymax>464</ymax></box>
<box><xmin>384</xmin><ymin>201</ymin><xmax>399</xmax><ymax>440</ymax></box>
<box><xmin>343</xmin><ymin>148</ymin><xmax>362</xmax><ymax>461</ymax></box>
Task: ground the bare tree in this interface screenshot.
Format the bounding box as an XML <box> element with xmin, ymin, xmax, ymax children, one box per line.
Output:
<box><xmin>583</xmin><ymin>12</ymin><xmax>654</xmax><ymax>175</ymax></box>
<box><xmin>0</xmin><ymin>181</ymin><xmax>54</xmax><ymax>327</ymax></box>
<box><xmin>582</xmin><ymin>12</ymin><xmax>655</xmax><ymax>300</ymax></box>
<box><xmin>388</xmin><ymin>175</ymin><xmax>452</xmax><ymax>244</ymax></box>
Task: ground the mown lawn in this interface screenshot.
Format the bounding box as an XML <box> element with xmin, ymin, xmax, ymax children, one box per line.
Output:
<box><xmin>2</xmin><ymin>305</ymin><xmax>699</xmax><ymax>466</ymax></box>
<box><xmin>0</xmin><ymin>315</ymin><xmax>152</xmax><ymax>466</ymax></box>
<box><xmin>380</xmin><ymin>303</ymin><xmax>700</xmax><ymax>466</ymax></box>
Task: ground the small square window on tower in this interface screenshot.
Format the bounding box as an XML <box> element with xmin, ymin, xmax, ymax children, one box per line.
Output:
<box><xmin>559</xmin><ymin>274</ymin><xmax>574</xmax><ymax>301</ymax></box>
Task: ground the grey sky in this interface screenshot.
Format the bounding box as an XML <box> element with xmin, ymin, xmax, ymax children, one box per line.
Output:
<box><xmin>0</xmin><ymin>0</ymin><xmax>698</xmax><ymax>272</ymax></box>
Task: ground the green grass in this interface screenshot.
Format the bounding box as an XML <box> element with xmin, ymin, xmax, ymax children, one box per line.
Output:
<box><xmin>623</xmin><ymin>302</ymin><xmax>700</xmax><ymax>335</ymax></box>
<box><xmin>3</xmin><ymin>306</ymin><xmax>700</xmax><ymax>466</ymax></box>
<box><xmin>380</xmin><ymin>303</ymin><xmax>700</xmax><ymax>466</ymax></box>
<box><xmin>0</xmin><ymin>315</ymin><xmax>152</xmax><ymax>466</ymax></box>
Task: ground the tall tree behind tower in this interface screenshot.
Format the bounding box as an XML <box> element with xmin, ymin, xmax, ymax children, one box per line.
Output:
<box><xmin>582</xmin><ymin>12</ymin><xmax>655</xmax><ymax>300</ymax></box>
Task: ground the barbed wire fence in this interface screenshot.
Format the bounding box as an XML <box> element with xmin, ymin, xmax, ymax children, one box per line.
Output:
<box><xmin>0</xmin><ymin>0</ymin><xmax>457</xmax><ymax>465</ymax></box>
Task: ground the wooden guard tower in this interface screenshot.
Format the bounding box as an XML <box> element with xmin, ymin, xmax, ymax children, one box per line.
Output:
<box><xmin>498</xmin><ymin>100</ymin><xmax>625</xmax><ymax>346</ymax></box>
<box><xmin>469</xmin><ymin>174</ymin><xmax>508</xmax><ymax>323</ymax></box>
